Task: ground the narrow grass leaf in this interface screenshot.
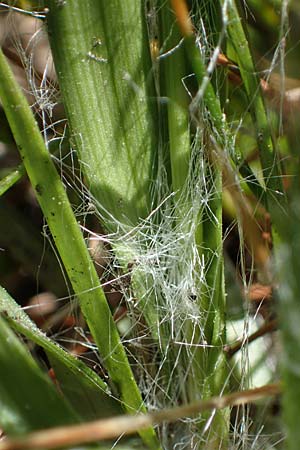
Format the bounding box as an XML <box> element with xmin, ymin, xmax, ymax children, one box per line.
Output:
<box><xmin>0</xmin><ymin>314</ymin><xmax>78</xmax><ymax>436</ymax></box>
<box><xmin>225</xmin><ymin>0</ymin><xmax>285</xmax><ymax>210</ymax></box>
<box><xmin>0</xmin><ymin>47</ymin><xmax>159</xmax><ymax>449</ymax></box>
<box><xmin>276</xmin><ymin>193</ymin><xmax>300</xmax><ymax>450</ymax></box>
<box><xmin>0</xmin><ymin>165</ymin><xmax>24</xmax><ymax>196</ymax></box>
<box><xmin>0</xmin><ymin>285</ymin><xmax>122</xmax><ymax>421</ymax></box>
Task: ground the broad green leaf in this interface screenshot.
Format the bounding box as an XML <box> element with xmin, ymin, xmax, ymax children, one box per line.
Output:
<box><xmin>46</xmin><ymin>0</ymin><xmax>158</xmax><ymax>230</ymax></box>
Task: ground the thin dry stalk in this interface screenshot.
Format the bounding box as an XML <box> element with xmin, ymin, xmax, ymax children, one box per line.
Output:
<box><xmin>0</xmin><ymin>383</ymin><xmax>281</xmax><ymax>450</ymax></box>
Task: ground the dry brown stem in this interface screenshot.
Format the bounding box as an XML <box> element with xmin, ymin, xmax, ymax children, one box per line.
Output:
<box><xmin>0</xmin><ymin>383</ymin><xmax>281</xmax><ymax>450</ymax></box>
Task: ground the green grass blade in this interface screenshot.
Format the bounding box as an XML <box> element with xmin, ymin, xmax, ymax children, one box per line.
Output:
<box><xmin>0</xmin><ymin>285</ymin><xmax>122</xmax><ymax>421</ymax></box>
<box><xmin>46</xmin><ymin>0</ymin><xmax>158</xmax><ymax>231</ymax></box>
<box><xmin>0</xmin><ymin>47</ymin><xmax>159</xmax><ymax>449</ymax></box>
<box><xmin>176</xmin><ymin>7</ymin><xmax>227</xmax><ymax>360</ymax></box>
<box><xmin>0</xmin><ymin>165</ymin><xmax>24</xmax><ymax>196</ymax></box>
<box><xmin>167</xmin><ymin>3</ymin><xmax>229</xmax><ymax>445</ymax></box>
<box><xmin>0</xmin><ymin>314</ymin><xmax>78</xmax><ymax>436</ymax></box>
<box><xmin>225</xmin><ymin>0</ymin><xmax>285</xmax><ymax>210</ymax></box>
<box><xmin>275</xmin><ymin>189</ymin><xmax>300</xmax><ymax>450</ymax></box>
<box><xmin>159</xmin><ymin>4</ymin><xmax>190</xmax><ymax>200</ymax></box>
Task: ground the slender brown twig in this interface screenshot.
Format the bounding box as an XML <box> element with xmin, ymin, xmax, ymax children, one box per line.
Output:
<box><xmin>225</xmin><ymin>319</ymin><xmax>278</xmax><ymax>358</ymax></box>
<box><xmin>0</xmin><ymin>383</ymin><xmax>281</xmax><ymax>450</ymax></box>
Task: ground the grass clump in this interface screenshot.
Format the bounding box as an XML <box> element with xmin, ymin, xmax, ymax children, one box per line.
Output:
<box><xmin>0</xmin><ymin>1</ymin><xmax>299</xmax><ymax>449</ymax></box>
